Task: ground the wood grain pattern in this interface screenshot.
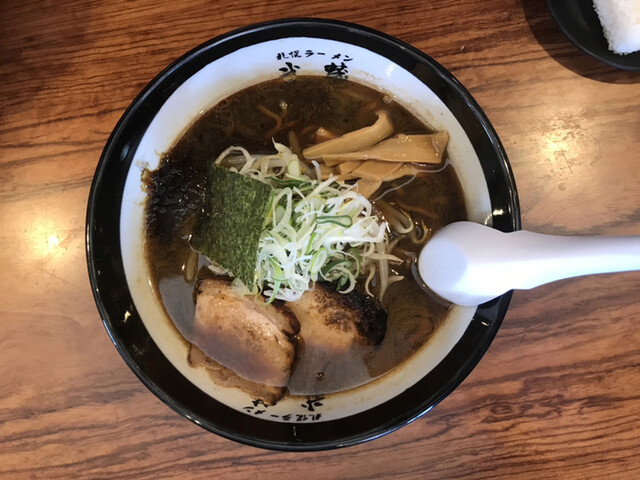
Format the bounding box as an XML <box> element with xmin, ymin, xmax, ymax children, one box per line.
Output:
<box><xmin>1</xmin><ymin>0</ymin><xmax>638</xmax><ymax>478</ymax></box>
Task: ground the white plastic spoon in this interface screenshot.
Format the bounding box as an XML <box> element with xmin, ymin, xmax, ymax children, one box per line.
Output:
<box><xmin>417</xmin><ymin>221</ymin><xmax>640</xmax><ymax>306</ymax></box>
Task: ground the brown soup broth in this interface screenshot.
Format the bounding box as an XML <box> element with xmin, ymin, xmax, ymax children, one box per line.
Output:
<box><xmin>144</xmin><ymin>76</ymin><xmax>467</xmax><ymax>394</ymax></box>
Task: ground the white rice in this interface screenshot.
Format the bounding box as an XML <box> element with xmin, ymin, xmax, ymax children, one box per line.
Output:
<box><xmin>593</xmin><ymin>0</ymin><xmax>640</xmax><ymax>54</ymax></box>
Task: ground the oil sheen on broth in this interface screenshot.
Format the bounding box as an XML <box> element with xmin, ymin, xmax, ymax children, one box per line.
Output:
<box><xmin>144</xmin><ymin>76</ymin><xmax>467</xmax><ymax>397</ymax></box>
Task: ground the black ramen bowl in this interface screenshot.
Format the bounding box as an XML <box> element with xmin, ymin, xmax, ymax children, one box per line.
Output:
<box><xmin>86</xmin><ymin>18</ymin><xmax>520</xmax><ymax>451</ymax></box>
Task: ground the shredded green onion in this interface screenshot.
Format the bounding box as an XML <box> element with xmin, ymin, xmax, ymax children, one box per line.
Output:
<box><xmin>316</xmin><ymin>215</ymin><xmax>353</xmax><ymax>227</ymax></box>
<box><xmin>213</xmin><ymin>140</ymin><xmax>390</xmax><ymax>301</ymax></box>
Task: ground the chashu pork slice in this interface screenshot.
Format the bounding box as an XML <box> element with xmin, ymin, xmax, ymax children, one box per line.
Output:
<box><xmin>191</xmin><ymin>277</ymin><xmax>300</xmax><ymax>389</ymax></box>
<box><xmin>285</xmin><ymin>282</ymin><xmax>387</xmax><ymax>394</ymax></box>
<box><xmin>288</xmin><ymin>282</ymin><xmax>387</xmax><ymax>352</ymax></box>
<box><xmin>188</xmin><ymin>345</ymin><xmax>286</xmax><ymax>405</ymax></box>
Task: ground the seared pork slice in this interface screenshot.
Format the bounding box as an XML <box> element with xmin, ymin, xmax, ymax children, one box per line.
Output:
<box><xmin>188</xmin><ymin>345</ymin><xmax>285</xmax><ymax>405</ymax></box>
<box><xmin>288</xmin><ymin>283</ymin><xmax>386</xmax><ymax>352</ymax></box>
<box><xmin>192</xmin><ymin>278</ymin><xmax>300</xmax><ymax>389</ymax></box>
<box><xmin>285</xmin><ymin>283</ymin><xmax>387</xmax><ymax>394</ymax></box>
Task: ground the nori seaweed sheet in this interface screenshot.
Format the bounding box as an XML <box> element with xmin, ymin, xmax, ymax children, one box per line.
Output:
<box><xmin>192</xmin><ymin>165</ymin><xmax>273</xmax><ymax>287</ymax></box>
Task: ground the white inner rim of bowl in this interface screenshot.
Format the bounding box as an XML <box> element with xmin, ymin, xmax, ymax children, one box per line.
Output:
<box><xmin>120</xmin><ymin>37</ymin><xmax>492</xmax><ymax>422</ymax></box>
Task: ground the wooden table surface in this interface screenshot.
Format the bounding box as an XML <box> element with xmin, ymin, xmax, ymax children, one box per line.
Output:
<box><xmin>1</xmin><ymin>0</ymin><xmax>639</xmax><ymax>478</ymax></box>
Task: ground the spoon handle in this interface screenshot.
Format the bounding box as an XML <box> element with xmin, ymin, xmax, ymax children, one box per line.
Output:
<box><xmin>419</xmin><ymin>222</ymin><xmax>640</xmax><ymax>306</ymax></box>
<box><xmin>498</xmin><ymin>230</ymin><xmax>640</xmax><ymax>289</ymax></box>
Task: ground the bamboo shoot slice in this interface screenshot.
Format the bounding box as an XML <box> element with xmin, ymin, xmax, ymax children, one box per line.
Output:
<box><xmin>382</xmin><ymin>164</ymin><xmax>417</xmax><ymax>181</ymax></box>
<box><xmin>355</xmin><ymin>179</ymin><xmax>382</xmax><ymax>199</ymax></box>
<box><xmin>336</xmin><ymin>160</ymin><xmax>363</xmax><ymax>175</ymax></box>
<box><xmin>350</xmin><ymin>160</ymin><xmax>403</xmax><ymax>182</ymax></box>
<box><xmin>303</xmin><ymin>110</ymin><xmax>394</xmax><ymax>159</ymax></box>
<box><xmin>322</xmin><ymin>132</ymin><xmax>449</xmax><ymax>165</ymax></box>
